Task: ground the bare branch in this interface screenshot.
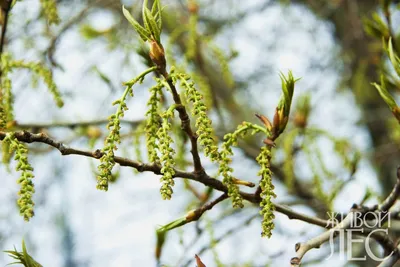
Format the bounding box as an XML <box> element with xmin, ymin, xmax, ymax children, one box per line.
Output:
<box><xmin>378</xmin><ymin>243</ymin><xmax>400</xmax><ymax>267</ymax></box>
<box><xmin>378</xmin><ymin>166</ymin><xmax>400</xmax><ymax>212</ymax></box>
<box><xmin>290</xmin><ymin>211</ymin><xmax>356</xmax><ymax>266</ymax></box>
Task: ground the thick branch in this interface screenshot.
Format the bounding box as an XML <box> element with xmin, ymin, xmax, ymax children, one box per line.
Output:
<box><xmin>0</xmin><ymin>130</ymin><xmax>331</xmax><ymax>230</ymax></box>
<box><xmin>16</xmin><ymin>119</ymin><xmax>143</xmax><ymax>130</ymax></box>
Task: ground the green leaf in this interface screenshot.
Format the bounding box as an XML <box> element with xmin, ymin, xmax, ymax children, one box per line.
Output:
<box><xmin>142</xmin><ymin>0</ymin><xmax>150</xmax><ymax>34</ymax></box>
<box><xmin>388</xmin><ymin>38</ymin><xmax>400</xmax><ymax>77</ymax></box>
<box><xmin>372</xmin><ymin>76</ymin><xmax>398</xmax><ymax>109</ymax></box>
<box><xmin>151</xmin><ymin>0</ymin><xmax>162</xmax><ymax>30</ymax></box>
<box><xmin>279</xmin><ymin>71</ymin><xmax>298</xmax><ymax>116</ymax></box>
<box><xmin>363</xmin><ymin>13</ymin><xmax>389</xmax><ymax>39</ymax></box>
<box><xmin>122</xmin><ymin>5</ymin><xmax>151</xmax><ymax>42</ymax></box>
<box><xmin>144</xmin><ymin>8</ymin><xmax>161</xmax><ymax>43</ymax></box>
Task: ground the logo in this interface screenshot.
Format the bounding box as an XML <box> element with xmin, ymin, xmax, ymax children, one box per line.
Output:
<box><xmin>325</xmin><ymin>211</ymin><xmax>392</xmax><ymax>261</ymax></box>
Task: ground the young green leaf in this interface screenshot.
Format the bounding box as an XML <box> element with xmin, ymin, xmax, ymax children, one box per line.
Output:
<box><xmin>122</xmin><ymin>5</ymin><xmax>151</xmax><ymax>42</ymax></box>
<box><xmin>151</xmin><ymin>0</ymin><xmax>162</xmax><ymax>30</ymax></box>
<box><xmin>372</xmin><ymin>76</ymin><xmax>397</xmax><ymax>110</ymax></box>
<box><xmin>144</xmin><ymin>7</ymin><xmax>161</xmax><ymax>43</ymax></box>
<box><xmin>388</xmin><ymin>38</ymin><xmax>400</xmax><ymax>77</ymax></box>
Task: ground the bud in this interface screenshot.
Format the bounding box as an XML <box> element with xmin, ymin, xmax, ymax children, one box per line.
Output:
<box><xmin>263</xmin><ymin>138</ymin><xmax>276</xmax><ymax>147</ymax></box>
<box><xmin>185</xmin><ymin>210</ymin><xmax>198</xmax><ymax>222</ymax></box>
<box><xmin>255</xmin><ymin>113</ymin><xmax>272</xmax><ymax>131</ymax></box>
<box><xmin>195</xmin><ymin>254</ymin><xmax>206</xmax><ymax>267</ymax></box>
<box><xmin>232</xmin><ymin>177</ymin><xmax>255</xmax><ymax>187</ymax></box>
<box><xmin>86</xmin><ymin>126</ymin><xmax>102</xmax><ymax>139</ymax></box>
<box><xmin>188</xmin><ymin>0</ymin><xmax>199</xmax><ymax>14</ymax></box>
<box><xmin>293</xmin><ymin>113</ymin><xmax>307</xmax><ymax>128</ymax></box>
<box><xmin>155</xmin><ymin>230</ymin><xmax>166</xmax><ymax>260</ymax></box>
<box><xmin>149</xmin><ymin>40</ymin><xmax>166</xmax><ymax>74</ymax></box>
<box><xmin>6</xmin><ymin>120</ymin><xmax>16</xmax><ymax>129</ymax></box>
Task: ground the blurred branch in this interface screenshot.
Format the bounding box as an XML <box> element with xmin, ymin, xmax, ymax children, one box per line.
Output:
<box><xmin>182</xmin><ymin>213</ymin><xmax>259</xmax><ymax>267</ymax></box>
<box><xmin>45</xmin><ymin>6</ymin><xmax>91</xmax><ymax>69</ymax></box>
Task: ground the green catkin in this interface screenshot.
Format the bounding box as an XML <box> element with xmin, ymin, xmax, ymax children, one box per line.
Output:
<box><xmin>40</xmin><ymin>0</ymin><xmax>61</xmax><ymax>25</ymax></box>
<box><xmin>10</xmin><ymin>59</ymin><xmax>63</xmax><ymax>107</ymax></box>
<box><xmin>97</xmin><ymin>66</ymin><xmax>156</xmax><ymax>191</ymax></box>
<box><xmin>208</xmin><ymin>43</ymin><xmax>235</xmax><ymax>88</ymax></box>
<box><xmin>176</xmin><ymin>73</ymin><xmax>219</xmax><ymax>161</ymax></box>
<box><xmin>219</xmin><ymin>122</ymin><xmax>267</xmax><ymax>208</ymax></box>
<box><xmin>146</xmin><ymin>83</ymin><xmax>163</xmax><ymax>163</ymax></box>
<box><xmin>304</xmin><ymin>145</ymin><xmax>330</xmax><ymax>207</ymax></box>
<box><xmin>133</xmin><ymin>122</ymin><xmax>146</xmax><ymax>163</ymax></box>
<box><xmin>3</xmin><ymin>133</ymin><xmax>36</xmax><ymax>221</ymax></box>
<box><xmin>185</xmin><ymin>14</ymin><xmax>198</xmax><ymax>60</ymax></box>
<box><xmin>191</xmin><ymin>72</ymin><xmax>213</xmax><ymax>109</ymax></box>
<box><xmin>157</xmin><ymin>108</ymin><xmax>176</xmax><ymax>200</ymax></box>
<box><xmin>1</xmin><ymin>54</ymin><xmax>14</xmax><ymax>125</ymax></box>
<box><xmin>97</xmin><ymin>103</ymin><xmax>125</xmax><ymax>191</ymax></box>
<box><xmin>282</xmin><ymin>129</ymin><xmax>298</xmax><ymax>190</ymax></box>
<box><xmin>256</xmin><ymin>146</ymin><xmax>276</xmax><ymax>238</ymax></box>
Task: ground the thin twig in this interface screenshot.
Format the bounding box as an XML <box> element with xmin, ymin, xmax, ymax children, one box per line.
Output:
<box><xmin>182</xmin><ymin>213</ymin><xmax>259</xmax><ymax>267</ymax></box>
<box><xmin>378</xmin><ymin>167</ymin><xmax>400</xmax><ymax>212</ymax></box>
<box><xmin>163</xmin><ymin>75</ymin><xmax>203</xmax><ymax>173</ymax></box>
<box><xmin>187</xmin><ymin>193</ymin><xmax>228</xmax><ymax>222</ymax></box>
<box><xmin>378</xmin><ymin>243</ymin><xmax>400</xmax><ymax>267</ymax></box>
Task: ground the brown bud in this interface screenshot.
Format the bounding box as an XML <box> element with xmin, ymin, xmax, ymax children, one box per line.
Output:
<box><xmin>149</xmin><ymin>40</ymin><xmax>166</xmax><ymax>73</ymax></box>
<box><xmin>188</xmin><ymin>1</ymin><xmax>199</xmax><ymax>14</ymax></box>
<box><xmin>185</xmin><ymin>210</ymin><xmax>198</xmax><ymax>222</ymax></box>
<box><xmin>155</xmin><ymin>246</ymin><xmax>161</xmax><ymax>260</ymax></box>
<box><xmin>290</xmin><ymin>257</ymin><xmax>301</xmax><ymax>266</ymax></box>
<box><xmin>263</xmin><ymin>138</ymin><xmax>276</xmax><ymax>147</ymax></box>
<box><xmin>195</xmin><ymin>254</ymin><xmax>206</xmax><ymax>267</ymax></box>
<box><xmin>293</xmin><ymin>113</ymin><xmax>307</xmax><ymax>128</ymax></box>
<box><xmin>255</xmin><ymin>113</ymin><xmax>272</xmax><ymax>131</ymax></box>
<box><xmin>232</xmin><ymin>177</ymin><xmax>255</xmax><ymax>187</ymax></box>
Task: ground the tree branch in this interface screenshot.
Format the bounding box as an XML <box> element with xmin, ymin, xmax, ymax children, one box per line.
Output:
<box><xmin>15</xmin><ymin>119</ymin><xmax>143</xmax><ymax>130</ymax></box>
<box><xmin>163</xmin><ymin>75</ymin><xmax>203</xmax><ymax>173</ymax></box>
<box><xmin>0</xmin><ymin>130</ymin><xmax>332</xmax><ymax>230</ymax></box>
<box><xmin>378</xmin><ymin>243</ymin><xmax>400</xmax><ymax>267</ymax></box>
<box><xmin>378</xmin><ymin>167</ymin><xmax>400</xmax><ymax>212</ymax></box>
<box><xmin>290</xmin><ymin>211</ymin><xmax>356</xmax><ymax>266</ymax></box>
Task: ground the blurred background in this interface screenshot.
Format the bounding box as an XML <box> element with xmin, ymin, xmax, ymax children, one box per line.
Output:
<box><xmin>1</xmin><ymin>0</ymin><xmax>400</xmax><ymax>266</ymax></box>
